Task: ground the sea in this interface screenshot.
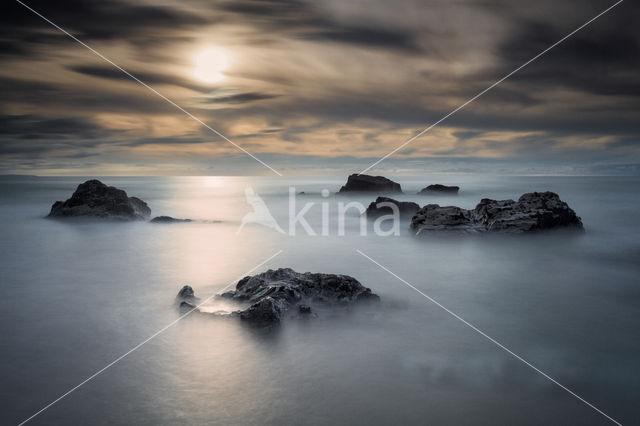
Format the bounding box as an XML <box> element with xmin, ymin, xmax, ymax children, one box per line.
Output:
<box><xmin>0</xmin><ymin>175</ymin><xmax>639</xmax><ymax>425</ymax></box>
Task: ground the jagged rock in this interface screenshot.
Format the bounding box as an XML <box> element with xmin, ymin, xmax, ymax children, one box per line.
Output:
<box><xmin>223</xmin><ymin>268</ymin><xmax>378</xmax><ymax>326</ymax></box>
<box><xmin>239</xmin><ymin>296</ymin><xmax>286</xmax><ymax>326</ymax></box>
<box><xmin>418</xmin><ymin>184</ymin><xmax>459</xmax><ymax>194</ymax></box>
<box><xmin>473</xmin><ymin>192</ymin><xmax>584</xmax><ymax>233</ymax></box>
<box><xmin>411</xmin><ymin>191</ymin><xmax>583</xmax><ymax>235</ymax></box>
<box><xmin>410</xmin><ymin>204</ymin><xmax>476</xmax><ymax>233</ymax></box>
<box><xmin>338</xmin><ymin>174</ymin><xmax>402</xmax><ymax>193</ymax></box>
<box><xmin>150</xmin><ymin>216</ymin><xmax>192</xmax><ymax>223</ymax></box>
<box><xmin>47</xmin><ymin>179</ymin><xmax>151</xmax><ymax>220</ymax></box>
<box><xmin>365</xmin><ymin>196</ymin><xmax>420</xmax><ymax>219</ymax></box>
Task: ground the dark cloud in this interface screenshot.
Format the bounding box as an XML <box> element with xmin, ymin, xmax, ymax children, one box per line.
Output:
<box><xmin>1</xmin><ymin>0</ymin><xmax>208</xmax><ymax>57</ymax></box>
<box><xmin>218</xmin><ymin>0</ymin><xmax>422</xmax><ymax>51</ymax></box>
<box><xmin>67</xmin><ymin>65</ymin><xmax>213</xmax><ymax>93</ymax></box>
<box><xmin>494</xmin><ymin>3</ymin><xmax>640</xmax><ymax>98</ymax></box>
<box><xmin>0</xmin><ymin>114</ymin><xmax>117</xmax><ymax>141</ymax></box>
<box><xmin>203</xmin><ymin>92</ymin><xmax>279</xmax><ymax>104</ymax></box>
<box><xmin>298</xmin><ymin>26</ymin><xmax>420</xmax><ymax>52</ymax></box>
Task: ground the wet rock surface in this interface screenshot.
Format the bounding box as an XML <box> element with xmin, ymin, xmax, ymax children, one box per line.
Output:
<box><xmin>411</xmin><ymin>191</ymin><xmax>583</xmax><ymax>234</ymax></box>
<box><xmin>365</xmin><ymin>196</ymin><xmax>420</xmax><ymax>219</ymax></box>
<box><xmin>48</xmin><ymin>179</ymin><xmax>151</xmax><ymax>220</ymax></box>
<box><xmin>338</xmin><ymin>174</ymin><xmax>402</xmax><ymax>193</ymax></box>
<box><xmin>418</xmin><ymin>184</ymin><xmax>459</xmax><ymax>194</ymax></box>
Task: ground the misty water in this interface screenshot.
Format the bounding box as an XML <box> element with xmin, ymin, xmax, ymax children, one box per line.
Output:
<box><xmin>1</xmin><ymin>175</ymin><xmax>639</xmax><ymax>425</ymax></box>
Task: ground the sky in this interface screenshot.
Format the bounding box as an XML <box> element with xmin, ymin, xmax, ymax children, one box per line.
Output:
<box><xmin>0</xmin><ymin>0</ymin><xmax>638</xmax><ymax>176</ymax></box>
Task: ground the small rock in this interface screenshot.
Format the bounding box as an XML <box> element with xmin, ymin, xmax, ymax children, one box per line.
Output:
<box><xmin>150</xmin><ymin>216</ymin><xmax>192</xmax><ymax>223</ymax></box>
<box><xmin>177</xmin><ymin>285</ymin><xmax>195</xmax><ymax>299</ymax></box>
<box><xmin>365</xmin><ymin>196</ymin><xmax>420</xmax><ymax>219</ymax></box>
<box><xmin>298</xmin><ymin>304</ymin><xmax>312</xmax><ymax>314</ymax></box>
<box><xmin>338</xmin><ymin>174</ymin><xmax>402</xmax><ymax>193</ymax></box>
<box><xmin>418</xmin><ymin>184</ymin><xmax>459</xmax><ymax>194</ymax></box>
<box><xmin>180</xmin><ymin>300</ymin><xmax>197</xmax><ymax>310</ymax></box>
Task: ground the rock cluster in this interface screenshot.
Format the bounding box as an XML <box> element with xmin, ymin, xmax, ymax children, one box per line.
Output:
<box><xmin>48</xmin><ymin>180</ymin><xmax>151</xmax><ymax>220</ymax></box>
<box><xmin>177</xmin><ymin>268</ymin><xmax>379</xmax><ymax>326</ymax></box>
<box><xmin>411</xmin><ymin>191</ymin><xmax>583</xmax><ymax>234</ymax></box>
<box><xmin>338</xmin><ymin>174</ymin><xmax>402</xmax><ymax>193</ymax></box>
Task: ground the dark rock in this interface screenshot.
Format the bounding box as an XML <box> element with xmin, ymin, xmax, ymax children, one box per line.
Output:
<box><xmin>150</xmin><ymin>216</ymin><xmax>192</xmax><ymax>223</ymax></box>
<box><xmin>177</xmin><ymin>285</ymin><xmax>196</xmax><ymax>299</ymax></box>
<box><xmin>298</xmin><ymin>304</ymin><xmax>312</xmax><ymax>314</ymax></box>
<box><xmin>365</xmin><ymin>196</ymin><xmax>420</xmax><ymax>219</ymax></box>
<box><xmin>180</xmin><ymin>300</ymin><xmax>197</xmax><ymax>310</ymax></box>
<box><xmin>227</xmin><ymin>268</ymin><xmax>379</xmax><ymax>326</ymax></box>
<box><xmin>411</xmin><ymin>191</ymin><xmax>583</xmax><ymax>235</ymax></box>
<box><xmin>410</xmin><ymin>204</ymin><xmax>476</xmax><ymax>233</ymax></box>
<box><xmin>473</xmin><ymin>191</ymin><xmax>584</xmax><ymax>233</ymax></box>
<box><xmin>418</xmin><ymin>184</ymin><xmax>459</xmax><ymax>194</ymax></box>
<box><xmin>338</xmin><ymin>174</ymin><xmax>402</xmax><ymax>193</ymax></box>
<box><xmin>239</xmin><ymin>296</ymin><xmax>286</xmax><ymax>326</ymax></box>
<box><xmin>47</xmin><ymin>179</ymin><xmax>151</xmax><ymax>220</ymax></box>
<box><xmin>176</xmin><ymin>285</ymin><xmax>200</xmax><ymax>310</ymax></box>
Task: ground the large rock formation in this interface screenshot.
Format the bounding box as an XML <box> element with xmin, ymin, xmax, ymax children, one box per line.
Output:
<box><xmin>418</xmin><ymin>184</ymin><xmax>459</xmax><ymax>194</ymax></box>
<box><xmin>365</xmin><ymin>197</ymin><xmax>420</xmax><ymax>219</ymax></box>
<box><xmin>411</xmin><ymin>191</ymin><xmax>583</xmax><ymax>234</ymax></box>
<box><xmin>48</xmin><ymin>180</ymin><xmax>151</xmax><ymax>220</ymax></box>
<box><xmin>338</xmin><ymin>174</ymin><xmax>402</xmax><ymax>193</ymax></box>
<box><xmin>178</xmin><ymin>268</ymin><xmax>379</xmax><ymax>326</ymax></box>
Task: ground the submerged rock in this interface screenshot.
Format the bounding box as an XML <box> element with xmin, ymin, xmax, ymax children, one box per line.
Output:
<box><xmin>411</xmin><ymin>191</ymin><xmax>583</xmax><ymax>234</ymax></box>
<box><xmin>365</xmin><ymin>196</ymin><xmax>420</xmax><ymax>219</ymax></box>
<box><xmin>418</xmin><ymin>184</ymin><xmax>459</xmax><ymax>194</ymax></box>
<box><xmin>178</xmin><ymin>268</ymin><xmax>379</xmax><ymax>327</ymax></box>
<box><xmin>150</xmin><ymin>216</ymin><xmax>192</xmax><ymax>223</ymax></box>
<box><xmin>338</xmin><ymin>174</ymin><xmax>402</xmax><ymax>193</ymax></box>
<box><xmin>48</xmin><ymin>179</ymin><xmax>151</xmax><ymax>220</ymax></box>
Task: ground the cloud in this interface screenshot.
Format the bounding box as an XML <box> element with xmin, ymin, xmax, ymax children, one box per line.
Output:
<box><xmin>0</xmin><ymin>0</ymin><xmax>639</xmax><ymax>174</ymax></box>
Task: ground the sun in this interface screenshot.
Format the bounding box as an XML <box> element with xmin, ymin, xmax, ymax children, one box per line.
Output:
<box><xmin>193</xmin><ymin>47</ymin><xmax>229</xmax><ymax>83</ymax></box>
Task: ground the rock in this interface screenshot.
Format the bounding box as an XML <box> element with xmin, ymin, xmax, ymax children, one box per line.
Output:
<box><xmin>177</xmin><ymin>285</ymin><xmax>196</xmax><ymax>299</ymax></box>
<box><xmin>226</xmin><ymin>268</ymin><xmax>379</xmax><ymax>326</ymax></box>
<box><xmin>298</xmin><ymin>304</ymin><xmax>312</xmax><ymax>314</ymax></box>
<box><xmin>411</xmin><ymin>191</ymin><xmax>583</xmax><ymax>235</ymax></box>
<box><xmin>338</xmin><ymin>174</ymin><xmax>402</xmax><ymax>193</ymax></box>
<box><xmin>179</xmin><ymin>300</ymin><xmax>197</xmax><ymax>310</ymax></box>
<box><xmin>150</xmin><ymin>216</ymin><xmax>192</xmax><ymax>223</ymax></box>
<box><xmin>418</xmin><ymin>184</ymin><xmax>459</xmax><ymax>194</ymax></box>
<box><xmin>47</xmin><ymin>179</ymin><xmax>151</xmax><ymax>220</ymax></box>
<box><xmin>365</xmin><ymin>196</ymin><xmax>420</xmax><ymax>219</ymax></box>
<box><xmin>410</xmin><ymin>204</ymin><xmax>477</xmax><ymax>233</ymax></box>
<box><xmin>239</xmin><ymin>296</ymin><xmax>286</xmax><ymax>326</ymax></box>
<box><xmin>473</xmin><ymin>191</ymin><xmax>584</xmax><ymax>233</ymax></box>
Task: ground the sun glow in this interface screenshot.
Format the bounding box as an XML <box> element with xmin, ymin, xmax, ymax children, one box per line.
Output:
<box><xmin>193</xmin><ymin>47</ymin><xmax>229</xmax><ymax>83</ymax></box>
